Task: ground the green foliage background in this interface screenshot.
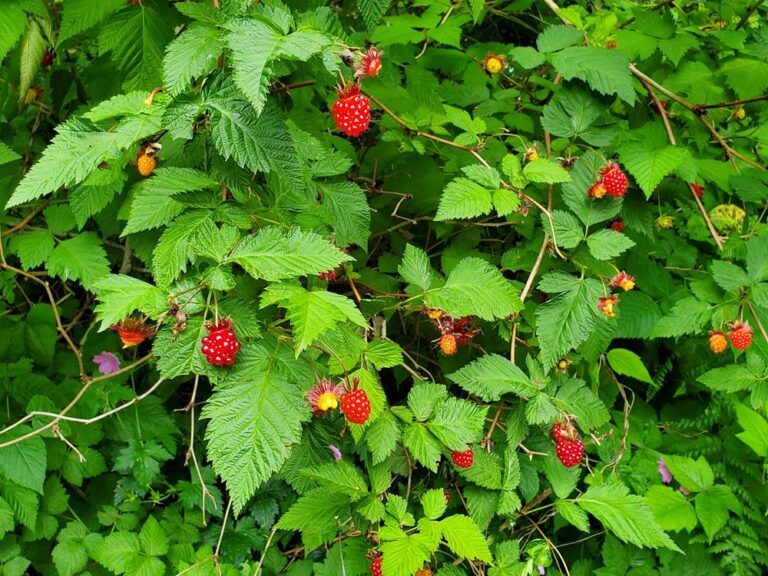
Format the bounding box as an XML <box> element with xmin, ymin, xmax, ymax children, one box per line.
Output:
<box><xmin>1</xmin><ymin>0</ymin><xmax>768</xmax><ymax>575</ymax></box>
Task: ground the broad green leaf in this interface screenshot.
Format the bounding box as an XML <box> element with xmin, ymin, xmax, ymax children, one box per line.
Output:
<box><xmin>510</xmin><ymin>46</ymin><xmax>546</xmax><ymax>69</ymax></box>
<box><xmin>537</xmin><ymin>25</ymin><xmax>585</xmax><ymax>52</ymax></box>
<box><xmin>663</xmin><ymin>455</ymin><xmax>714</xmax><ymax>492</ymax></box>
<box><xmin>91</xmin><ymin>532</ymin><xmax>141</xmax><ymax>573</ymax></box>
<box><xmin>58</xmin><ymin>0</ymin><xmax>125</xmax><ymax>43</ymax></box>
<box><xmin>694</xmin><ymin>485</ymin><xmax>741</xmax><ymax>541</ymax></box>
<box><xmin>227</xmin><ymin>227</ymin><xmax>352</xmax><ymax>282</ymax></box>
<box><xmin>651</xmin><ymin>297</ymin><xmax>710</xmax><ymax>338</ymax></box>
<box><xmin>551</xmin><ymin>46</ymin><xmax>635</xmax><ymax>105</ymax></box>
<box><xmin>319</xmin><ymin>181</ymin><xmax>371</xmax><ymax>249</ymax></box>
<box><xmin>543</xmin><ymin>452</ymin><xmax>580</xmax><ymax>498</ymax></box>
<box><xmin>18</xmin><ymin>18</ymin><xmax>46</xmax><ymax>106</ymax></box>
<box><xmin>364</xmin><ymin>339</ymin><xmax>403</xmax><ymax>369</ymax></box>
<box><xmin>561</xmin><ymin>151</ymin><xmax>622</xmax><ymax>226</ymax></box>
<box><xmin>440</xmin><ymin>515</ymin><xmax>492</xmax><ymax>562</ymax></box>
<box><xmin>697</xmin><ymin>365</ymin><xmax>758</xmax><ymax>393</ymax></box>
<box><xmin>163</xmin><ymin>23</ymin><xmax>223</xmax><ymax>96</ymax></box>
<box><xmin>555</xmin><ymin>380</ymin><xmax>611</xmax><ymax>430</ymax></box>
<box><xmin>262</xmin><ymin>284</ymin><xmax>366</xmax><ymax>352</ymax></box>
<box><xmin>0</xmin><ymin>4</ymin><xmax>26</xmax><ymax>62</ymax></box>
<box><xmin>576</xmin><ymin>483</ymin><xmax>680</xmax><ymax>551</ymax></box>
<box><xmin>408</xmin><ymin>383</ymin><xmax>449</xmax><ymax>422</ymax></box>
<box><xmin>556</xmin><ymin>500</ymin><xmax>590</xmax><ymax>532</ymax></box>
<box><xmin>152</xmin><ymin>211</ymin><xmax>215</xmax><ymax>288</ymax></box>
<box><xmin>720</xmin><ymin>58</ymin><xmax>768</xmax><ymax>98</ymax></box>
<box><xmin>586</xmin><ymin>229</ymin><xmax>635</xmax><ymax>260</ymax></box>
<box><xmin>551</xmin><ymin>210</ymin><xmax>584</xmax><ymax>249</ymax></box>
<box><xmin>421</xmin><ymin>489</ymin><xmax>448</xmax><ymax>520</ymax></box>
<box><xmin>645</xmin><ymin>485</ymin><xmax>697</xmax><ymax>532</ymax></box>
<box><xmin>0</xmin><ymin>429</ymin><xmax>46</xmax><ymax>494</ymax></box>
<box><xmin>747</xmin><ymin>235</ymin><xmax>768</xmax><ymax>282</ymax></box>
<box><xmin>380</xmin><ymin>533</ymin><xmax>432</xmax><ymax>576</ymax></box>
<box><xmin>358</xmin><ymin>0</ymin><xmax>391</xmax><ymax>30</ymax></box>
<box><xmin>435</xmin><ymin>177</ymin><xmax>493</xmax><ymax>221</ymax></box>
<box><xmin>301</xmin><ymin>461</ymin><xmax>369</xmax><ymax>501</ymax></box>
<box><xmin>535</xmin><ymin>272</ymin><xmax>603</xmax><ymax>370</ymax></box>
<box><xmin>139</xmin><ymin>516</ymin><xmax>168</xmax><ymax>557</ymax></box>
<box><xmin>427</xmin><ymin>398</ymin><xmax>487</xmax><ymax>451</ymax></box>
<box><xmin>711</xmin><ymin>260</ymin><xmax>750</xmax><ymax>293</ymax></box>
<box><xmin>277</xmin><ymin>488</ymin><xmax>350</xmax><ymax>549</ymax></box>
<box><xmin>620</xmin><ymin>143</ymin><xmax>689</xmax><ymax>198</ymax></box>
<box><xmin>366</xmin><ymin>411</ymin><xmax>402</xmax><ymax>465</ymax></box>
<box><xmin>10</xmin><ymin>230</ymin><xmax>54</xmax><ymax>270</ymax></box>
<box><xmin>428</xmin><ymin>258</ymin><xmax>521</xmax><ymax>320</ymax></box>
<box><xmin>447</xmin><ymin>354</ymin><xmax>537</xmax><ymax>401</ymax></box>
<box><xmin>403</xmin><ymin>424</ymin><xmax>442</xmax><ymax>472</ymax></box>
<box><xmin>399</xmin><ymin>244</ymin><xmax>434</xmax><ymax>291</ymax></box>
<box><xmin>606</xmin><ymin>348</ymin><xmax>654</xmax><ymax>385</ymax></box>
<box><xmin>45</xmin><ymin>233</ymin><xmax>110</xmax><ymax>289</ymax></box>
<box><xmin>522</xmin><ymin>158</ymin><xmax>572</xmax><ymax>184</ymax></box>
<box><xmin>734</xmin><ymin>403</ymin><xmax>768</xmax><ymax>457</ymax></box>
<box><xmin>0</xmin><ymin>140</ymin><xmax>21</xmax><ymax>166</ymax></box>
<box><xmin>201</xmin><ymin>342</ymin><xmax>312</xmax><ymax>514</ymax></box>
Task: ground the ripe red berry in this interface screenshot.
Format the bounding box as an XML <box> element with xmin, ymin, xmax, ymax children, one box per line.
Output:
<box><xmin>600</xmin><ymin>163</ymin><xmax>629</xmax><ymax>197</ymax></box>
<box><xmin>551</xmin><ymin>422</ymin><xmax>576</xmax><ymax>442</ymax></box>
<box><xmin>609</xmin><ymin>218</ymin><xmax>624</xmax><ymax>232</ymax></box>
<box><xmin>451</xmin><ymin>448</ymin><xmax>474</xmax><ymax>468</ymax></box>
<box><xmin>201</xmin><ymin>319</ymin><xmax>241</xmax><ymax>366</ymax></box>
<box><xmin>41</xmin><ymin>50</ymin><xmax>56</xmax><ymax>68</ymax></box>
<box><xmin>709</xmin><ymin>330</ymin><xmax>728</xmax><ymax>354</ymax></box>
<box><xmin>340</xmin><ymin>388</ymin><xmax>371</xmax><ymax>424</ymax></box>
<box><xmin>370</xmin><ymin>556</ymin><xmax>382</xmax><ymax>576</ymax></box>
<box><xmin>318</xmin><ymin>270</ymin><xmax>336</xmax><ymax>281</ymax></box>
<box><xmin>439</xmin><ymin>333</ymin><xmax>458</xmax><ymax>356</ymax></box>
<box><xmin>332</xmin><ymin>84</ymin><xmax>371</xmax><ymax>137</ymax></box>
<box><xmin>692</xmin><ymin>183</ymin><xmax>704</xmax><ymax>198</ymax></box>
<box><xmin>728</xmin><ymin>322</ymin><xmax>753</xmax><ymax>351</ymax></box>
<box><xmin>555</xmin><ymin>439</ymin><xmax>584</xmax><ymax>467</ymax></box>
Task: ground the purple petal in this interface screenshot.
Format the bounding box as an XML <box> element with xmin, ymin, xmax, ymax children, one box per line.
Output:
<box><xmin>657</xmin><ymin>458</ymin><xmax>673</xmax><ymax>484</ymax></box>
<box><xmin>93</xmin><ymin>351</ymin><xmax>121</xmax><ymax>375</ymax></box>
<box><xmin>328</xmin><ymin>444</ymin><xmax>342</xmax><ymax>461</ymax></box>
<box><xmin>538</xmin><ymin>567</ymin><xmax>546</xmax><ymax>575</ymax></box>
<box><xmin>679</xmin><ymin>486</ymin><xmax>690</xmax><ymax>496</ymax></box>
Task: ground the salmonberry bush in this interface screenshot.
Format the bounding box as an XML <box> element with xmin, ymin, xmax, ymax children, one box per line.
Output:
<box><xmin>2</xmin><ymin>0</ymin><xmax>768</xmax><ymax>574</ymax></box>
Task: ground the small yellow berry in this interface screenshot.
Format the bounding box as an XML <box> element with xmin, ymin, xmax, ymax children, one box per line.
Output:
<box><xmin>317</xmin><ymin>392</ymin><xmax>338</xmax><ymax>412</ymax></box>
<box><xmin>732</xmin><ymin>107</ymin><xmax>746</xmax><ymax>120</ymax></box>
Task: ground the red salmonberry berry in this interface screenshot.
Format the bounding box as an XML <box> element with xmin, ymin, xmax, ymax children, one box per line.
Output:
<box><xmin>709</xmin><ymin>330</ymin><xmax>728</xmax><ymax>354</ymax></box>
<box><xmin>728</xmin><ymin>322</ymin><xmax>753</xmax><ymax>351</ymax></box>
<box><xmin>332</xmin><ymin>84</ymin><xmax>371</xmax><ymax>137</ymax></box>
<box><xmin>609</xmin><ymin>218</ymin><xmax>624</xmax><ymax>232</ymax></box>
<box><xmin>600</xmin><ymin>162</ymin><xmax>629</xmax><ymax>197</ymax></box>
<box><xmin>439</xmin><ymin>333</ymin><xmax>458</xmax><ymax>356</ymax></box>
<box><xmin>692</xmin><ymin>183</ymin><xmax>704</xmax><ymax>198</ymax></box>
<box><xmin>451</xmin><ymin>448</ymin><xmax>474</xmax><ymax>468</ymax></box>
<box><xmin>370</xmin><ymin>556</ymin><xmax>382</xmax><ymax>576</ymax></box>
<box><xmin>555</xmin><ymin>439</ymin><xmax>584</xmax><ymax>467</ymax></box>
<box><xmin>318</xmin><ymin>270</ymin><xmax>336</xmax><ymax>281</ymax></box>
<box><xmin>41</xmin><ymin>50</ymin><xmax>56</xmax><ymax>68</ymax></box>
<box><xmin>551</xmin><ymin>422</ymin><xmax>576</xmax><ymax>443</ymax></box>
<box><xmin>201</xmin><ymin>319</ymin><xmax>241</xmax><ymax>366</ymax></box>
<box><xmin>340</xmin><ymin>383</ymin><xmax>371</xmax><ymax>424</ymax></box>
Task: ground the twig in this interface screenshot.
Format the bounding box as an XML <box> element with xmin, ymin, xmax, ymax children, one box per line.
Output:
<box><xmin>737</xmin><ymin>0</ymin><xmax>763</xmax><ymax>28</ymax></box>
<box><xmin>1</xmin><ymin>197</ymin><xmax>53</xmax><ymax>238</ymax></box>
<box><xmin>483</xmin><ymin>402</ymin><xmax>504</xmax><ymax>448</ymax></box>
<box><xmin>183</xmin><ymin>375</ymin><xmax>215</xmax><ymax>525</ymax></box>
<box><xmin>271</xmin><ymin>80</ymin><xmax>317</xmax><ymax>94</ymax></box>
<box><xmin>695</xmin><ymin>94</ymin><xmax>768</xmax><ymax>110</ymax></box>
<box><xmin>255</xmin><ymin>525</ymin><xmax>280</xmax><ymax>574</ymax></box>
<box><xmin>542</xmin><ymin>0</ymin><xmax>572</xmax><ymax>25</ymax></box>
<box><xmin>213</xmin><ymin>499</ymin><xmax>232</xmax><ymax>576</ymax></box>
<box><xmin>746</xmin><ymin>300</ymin><xmax>768</xmax><ymax>345</ymax></box>
<box><xmin>634</xmin><ymin>73</ymin><xmax>725</xmax><ymax>250</ymax></box>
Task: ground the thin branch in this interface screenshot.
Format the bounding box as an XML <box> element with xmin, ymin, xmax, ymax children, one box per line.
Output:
<box><xmin>737</xmin><ymin>0</ymin><xmax>763</xmax><ymax>28</ymax></box>
<box><xmin>255</xmin><ymin>525</ymin><xmax>280</xmax><ymax>574</ymax></box>
<box><xmin>695</xmin><ymin>94</ymin><xmax>768</xmax><ymax>110</ymax></box>
<box><xmin>542</xmin><ymin>0</ymin><xmax>572</xmax><ymax>25</ymax></box>
<box><xmin>746</xmin><ymin>300</ymin><xmax>768</xmax><ymax>346</ymax></box>
<box><xmin>1</xmin><ymin>197</ymin><xmax>53</xmax><ymax>238</ymax></box>
<box><xmin>213</xmin><ymin>499</ymin><xmax>233</xmax><ymax>576</ymax></box>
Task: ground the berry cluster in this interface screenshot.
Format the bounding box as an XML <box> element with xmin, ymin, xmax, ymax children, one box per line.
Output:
<box><xmin>551</xmin><ymin>420</ymin><xmax>584</xmax><ymax>468</ymax></box>
<box><xmin>588</xmin><ymin>162</ymin><xmax>629</xmax><ymax>199</ymax></box>
<box><xmin>597</xmin><ymin>271</ymin><xmax>637</xmax><ymax>318</ymax></box>
<box><xmin>332</xmin><ymin>47</ymin><xmax>382</xmax><ymax>137</ymax></box>
<box><xmin>710</xmin><ymin>321</ymin><xmax>753</xmax><ymax>353</ymax></box>
<box><xmin>425</xmin><ymin>309</ymin><xmax>478</xmax><ymax>356</ymax></box>
<box><xmin>201</xmin><ymin>319</ymin><xmax>241</xmax><ymax>366</ymax></box>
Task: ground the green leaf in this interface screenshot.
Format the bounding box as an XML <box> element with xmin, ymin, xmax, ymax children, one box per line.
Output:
<box><xmin>10</xmin><ymin>230</ymin><xmax>54</xmax><ymax>269</ymax></box>
<box><xmin>747</xmin><ymin>235</ymin><xmax>768</xmax><ymax>282</ymax></box>
<box><xmin>645</xmin><ymin>486</ymin><xmax>697</xmax><ymax>533</ymax></box>
<box><xmin>227</xmin><ymin>227</ymin><xmax>351</xmax><ymax>282</ymax></box>
<box><xmin>45</xmin><ymin>233</ymin><xmax>110</xmax><ymax>289</ymax></box>
<box><xmin>551</xmin><ymin>210</ymin><xmax>584</xmax><ymax>250</ymax></box>
<box><xmin>734</xmin><ymin>403</ymin><xmax>768</xmax><ymax>457</ymax></box>
<box><xmin>651</xmin><ymin>297</ymin><xmax>710</xmax><ymax>338</ymax></box>
<box><xmin>262</xmin><ymin>284</ymin><xmax>366</xmax><ymax>352</ymax></box>
<box><xmin>206</xmin><ymin>92</ymin><xmax>303</xmax><ymax>191</ymax></box>
<box><xmin>586</xmin><ymin>229</ymin><xmax>635</xmax><ymax>260</ymax></box>
<box><xmin>58</xmin><ymin>0</ymin><xmax>125</xmax><ymax>43</ymax></box>
<box><xmin>403</xmin><ymin>423</ymin><xmax>442</xmax><ymax>472</ymax></box>
<box><xmin>694</xmin><ymin>485</ymin><xmax>741</xmax><ymax>541</ymax></box>
<box><xmin>0</xmin><ymin>4</ymin><xmax>26</xmax><ymax>62</ymax></box>
<box><xmin>555</xmin><ymin>380</ymin><xmax>611</xmax><ymax>430</ymax></box>
<box><xmin>6</xmin><ymin>118</ymin><xmax>137</xmax><ymax>208</ymax></box>
<box><xmin>399</xmin><ymin>244</ymin><xmax>434</xmax><ymax>291</ymax></box>
<box><xmin>201</xmin><ymin>342</ymin><xmax>312</xmax><ymax>514</ymax></box>
<box><xmin>535</xmin><ymin>272</ymin><xmax>603</xmax><ymax>370</ymax></box>
<box><xmin>152</xmin><ymin>211</ymin><xmax>215</xmax><ymax>288</ymax></box>
<box><xmin>98</xmin><ymin>5</ymin><xmax>172</xmax><ymax>90</ymax></box>
<box><xmin>0</xmin><ymin>140</ymin><xmax>21</xmax><ymax>166</ymax></box>
<box><xmin>606</xmin><ymin>348</ymin><xmax>654</xmax><ymax>385</ymax></box>
<box><xmin>163</xmin><ymin>23</ymin><xmax>223</xmax><ymax>96</ymax></box>
<box><xmin>421</xmin><ymin>489</ymin><xmax>448</xmax><ymax>520</ymax></box>
<box><xmin>276</xmin><ymin>488</ymin><xmax>350</xmax><ymax>550</ymax></box>
<box><xmin>711</xmin><ymin>260</ymin><xmax>750</xmax><ymax>293</ymax></box>
<box><xmin>556</xmin><ymin>500</ymin><xmax>590</xmax><ymax>532</ymax></box>
<box><xmin>561</xmin><ymin>151</ymin><xmax>622</xmax><ymax>226</ymax></box>
<box><xmin>139</xmin><ymin>516</ymin><xmax>168</xmax><ymax>557</ymax></box>
<box><xmin>366</xmin><ymin>411</ymin><xmax>402</xmax><ymax>465</ymax></box>
<box><xmin>440</xmin><ymin>515</ymin><xmax>493</xmax><ymax>562</ymax></box>
<box><xmin>435</xmin><ymin>177</ymin><xmax>493</xmax><ymax>221</ymax></box>
<box><xmin>427</xmin><ymin>398</ymin><xmax>487</xmax><ymax>451</ymax></box>
<box><xmin>364</xmin><ymin>339</ymin><xmax>403</xmax><ymax>369</ymax></box>
<box><xmin>408</xmin><ymin>383</ymin><xmax>448</xmax><ymax>422</ymax></box>
<box><xmin>18</xmin><ymin>18</ymin><xmax>46</xmax><ymax>106</ymax></box>
<box><xmin>458</xmin><ymin>449</ymin><xmax>503</xmax><ymax>490</ymax></box>
<box><xmin>537</xmin><ymin>25</ymin><xmax>585</xmax><ymax>52</ymax></box>
<box><xmin>522</xmin><ymin>158</ymin><xmax>572</xmax><ymax>184</ymax></box>
<box><xmin>697</xmin><ymin>365</ymin><xmax>759</xmax><ymax>393</ymax></box>
<box><xmin>319</xmin><ymin>181</ymin><xmax>371</xmax><ymax>249</ymax></box>
<box><xmin>52</xmin><ymin>523</ymin><xmax>89</xmax><ymax>576</ymax></box>
<box><xmin>0</xmin><ymin>429</ymin><xmax>46</xmax><ymax>494</ymax></box>
<box><xmin>122</xmin><ymin>168</ymin><xmax>218</xmax><ymax>235</ymax></box>
<box><xmin>301</xmin><ymin>461</ymin><xmax>369</xmax><ymax>501</ymax></box>
<box><xmin>576</xmin><ymin>483</ymin><xmax>680</xmax><ymax>551</ymax></box>
<box><xmin>663</xmin><ymin>455</ymin><xmax>714</xmax><ymax>492</ymax></box>
<box><xmin>358</xmin><ymin>0</ymin><xmax>391</xmax><ymax>30</ymax></box>
<box><xmin>429</xmin><ymin>258</ymin><xmax>522</xmax><ymax>320</ymax></box>
<box><xmin>720</xmin><ymin>58</ymin><xmax>768</xmax><ymax>98</ymax></box>
<box><xmin>551</xmin><ymin>46</ymin><xmax>635</xmax><ymax>105</ymax></box>
<box><xmin>0</xmin><ymin>497</ymin><xmax>13</xmax><ymax>539</ymax></box>
<box><xmin>380</xmin><ymin>533</ymin><xmax>432</xmax><ymax>576</ymax></box>
<box><xmin>541</xmin><ymin>88</ymin><xmax>604</xmax><ymax>143</ymax></box>
<box><xmin>510</xmin><ymin>46</ymin><xmax>545</xmax><ymax>69</ymax></box>
<box><xmin>543</xmin><ymin>452</ymin><xmax>580</xmax><ymax>498</ymax></box>
<box><xmin>447</xmin><ymin>354</ymin><xmax>536</xmax><ymax>401</ymax></box>
<box><xmin>92</xmin><ymin>532</ymin><xmax>141</xmax><ymax>573</ymax></box>
<box><xmin>619</xmin><ymin>143</ymin><xmax>689</xmax><ymax>198</ymax></box>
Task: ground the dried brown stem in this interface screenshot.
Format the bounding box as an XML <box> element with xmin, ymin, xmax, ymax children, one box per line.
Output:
<box><xmin>696</xmin><ymin>94</ymin><xmax>768</xmax><ymax>110</ymax></box>
<box><xmin>1</xmin><ymin>197</ymin><xmax>53</xmax><ymax>238</ymax></box>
